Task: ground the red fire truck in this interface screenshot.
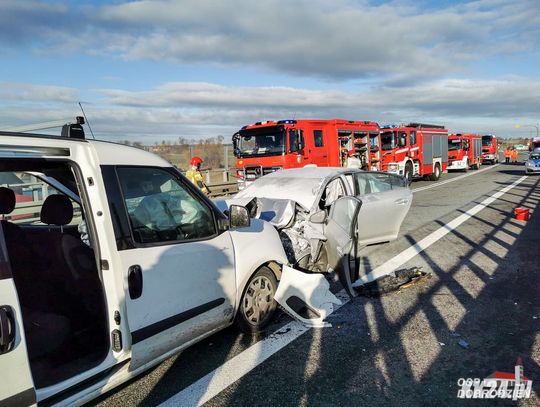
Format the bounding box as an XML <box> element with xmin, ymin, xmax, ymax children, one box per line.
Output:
<box><xmin>233</xmin><ymin>119</ymin><xmax>381</xmax><ymax>189</ymax></box>
<box><xmin>380</xmin><ymin>123</ymin><xmax>448</xmax><ymax>182</ymax></box>
<box><xmin>447</xmin><ymin>133</ymin><xmax>482</xmax><ymax>171</ymax></box>
<box><xmin>480</xmin><ymin>134</ymin><xmax>499</xmax><ymax>164</ymax></box>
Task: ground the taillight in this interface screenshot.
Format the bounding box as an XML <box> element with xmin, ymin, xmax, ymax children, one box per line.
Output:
<box><xmin>236</xmin><ymin>170</ymin><xmax>244</xmax><ymax>179</ymax></box>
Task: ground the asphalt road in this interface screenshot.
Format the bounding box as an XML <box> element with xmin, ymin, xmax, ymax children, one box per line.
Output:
<box><xmin>92</xmin><ymin>154</ymin><xmax>539</xmax><ymax>406</ymax></box>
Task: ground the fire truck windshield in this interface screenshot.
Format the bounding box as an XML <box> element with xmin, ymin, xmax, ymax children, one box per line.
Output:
<box><xmin>381</xmin><ymin>131</ymin><xmax>397</xmax><ymax>151</ymax></box>
<box><xmin>237</xmin><ymin>127</ymin><xmax>285</xmax><ymax>157</ymax></box>
<box><xmin>482</xmin><ymin>135</ymin><xmax>493</xmax><ymax>146</ymax></box>
<box><xmin>448</xmin><ymin>139</ymin><xmax>462</xmax><ymax>151</ymax></box>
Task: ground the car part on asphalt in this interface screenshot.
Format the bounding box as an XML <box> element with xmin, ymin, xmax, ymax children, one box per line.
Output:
<box><xmin>354</xmin><ymin>266</ymin><xmax>431</xmax><ymax>297</ymax></box>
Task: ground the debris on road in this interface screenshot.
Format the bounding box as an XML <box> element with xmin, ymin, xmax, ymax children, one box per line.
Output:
<box><xmin>355</xmin><ymin>267</ymin><xmax>432</xmax><ymax>297</ymax></box>
<box><xmin>458</xmin><ymin>339</ymin><xmax>470</xmax><ymax>349</ymax></box>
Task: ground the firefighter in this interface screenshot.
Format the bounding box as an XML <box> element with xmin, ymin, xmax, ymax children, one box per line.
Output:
<box><xmin>504</xmin><ymin>146</ymin><xmax>512</xmax><ymax>164</ymax></box>
<box><xmin>511</xmin><ymin>147</ymin><xmax>518</xmax><ymax>164</ymax></box>
<box><xmin>186</xmin><ymin>156</ymin><xmax>210</xmax><ymax>195</ymax></box>
<box><xmin>347</xmin><ymin>150</ymin><xmax>362</xmax><ymax>168</ymax></box>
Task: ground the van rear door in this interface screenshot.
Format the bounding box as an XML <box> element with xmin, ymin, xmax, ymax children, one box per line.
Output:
<box><xmin>0</xmin><ymin>228</ymin><xmax>36</xmax><ymax>406</ymax></box>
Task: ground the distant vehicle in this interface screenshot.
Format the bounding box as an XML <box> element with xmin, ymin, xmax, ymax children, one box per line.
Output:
<box><xmin>222</xmin><ymin>167</ymin><xmax>413</xmax><ymax>297</ymax></box>
<box><xmin>481</xmin><ymin>134</ymin><xmax>498</xmax><ymax>164</ymax></box>
<box><xmin>380</xmin><ymin>123</ymin><xmax>449</xmax><ymax>182</ymax></box>
<box><xmin>524</xmin><ymin>151</ymin><xmax>540</xmax><ymax>174</ymax></box>
<box><xmin>529</xmin><ymin>137</ymin><xmax>540</xmax><ymax>152</ymax></box>
<box><xmin>232</xmin><ymin>119</ymin><xmax>381</xmax><ymax>189</ymax></box>
<box><xmin>447</xmin><ymin>133</ymin><xmax>482</xmax><ymax>171</ymax></box>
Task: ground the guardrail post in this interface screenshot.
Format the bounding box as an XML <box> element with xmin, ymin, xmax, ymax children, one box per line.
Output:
<box><xmin>205</xmin><ymin>170</ymin><xmax>211</xmax><ymax>184</ymax></box>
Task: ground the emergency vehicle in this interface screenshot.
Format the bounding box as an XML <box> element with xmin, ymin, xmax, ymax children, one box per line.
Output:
<box><xmin>380</xmin><ymin>123</ymin><xmax>448</xmax><ymax>182</ymax></box>
<box><xmin>481</xmin><ymin>134</ymin><xmax>499</xmax><ymax>164</ymax></box>
<box><xmin>447</xmin><ymin>133</ymin><xmax>482</xmax><ymax>171</ymax></box>
<box><xmin>529</xmin><ymin>137</ymin><xmax>540</xmax><ymax>151</ymax></box>
<box><xmin>232</xmin><ymin>119</ymin><xmax>381</xmax><ymax>189</ymax></box>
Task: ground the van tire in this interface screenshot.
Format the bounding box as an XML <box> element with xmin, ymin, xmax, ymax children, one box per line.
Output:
<box><xmin>235</xmin><ymin>267</ymin><xmax>278</xmax><ymax>334</ymax></box>
<box><xmin>429</xmin><ymin>163</ymin><xmax>441</xmax><ymax>181</ymax></box>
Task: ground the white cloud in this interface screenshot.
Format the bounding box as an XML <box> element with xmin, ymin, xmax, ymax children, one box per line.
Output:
<box><xmin>2</xmin><ymin>0</ymin><xmax>538</xmax><ymax>80</ymax></box>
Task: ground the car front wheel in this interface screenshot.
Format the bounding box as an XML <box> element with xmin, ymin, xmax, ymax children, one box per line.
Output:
<box><xmin>235</xmin><ymin>266</ymin><xmax>278</xmax><ymax>334</ymax></box>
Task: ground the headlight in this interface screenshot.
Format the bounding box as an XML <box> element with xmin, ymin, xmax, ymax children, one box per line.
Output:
<box><xmin>526</xmin><ymin>162</ymin><xmax>533</xmax><ymax>167</ymax></box>
<box><xmin>387</xmin><ymin>163</ymin><xmax>399</xmax><ymax>171</ymax></box>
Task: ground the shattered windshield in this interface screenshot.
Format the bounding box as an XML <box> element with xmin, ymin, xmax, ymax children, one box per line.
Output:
<box><xmin>381</xmin><ymin>131</ymin><xmax>397</xmax><ymax>151</ymax></box>
<box><xmin>448</xmin><ymin>139</ymin><xmax>462</xmax><ymax>151</ymax></box>
<box><xmin>238</xmin><ymin>126</ymin><xmax>285</xmax><ymax>157</ymax></box>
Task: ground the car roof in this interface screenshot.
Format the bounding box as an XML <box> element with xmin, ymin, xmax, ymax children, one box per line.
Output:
<box><xmin>236</xmin><ymin>167</ymin><xmax>360</xmax><ymax>210</ymax></box>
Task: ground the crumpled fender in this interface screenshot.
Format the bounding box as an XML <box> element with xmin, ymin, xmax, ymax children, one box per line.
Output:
<box><xmin>274</xmin><ymin>265</ymin><xmax>342</xmax><ymax>328</ymax></box>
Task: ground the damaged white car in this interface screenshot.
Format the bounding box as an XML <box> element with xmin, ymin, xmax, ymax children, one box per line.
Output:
<box><xmin>217</xmin><ymin>167</ymin><xmax>412</xmax><ymax>323</ymax></box>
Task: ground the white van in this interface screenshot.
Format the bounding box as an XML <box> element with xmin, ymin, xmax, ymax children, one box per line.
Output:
<box><xmin>0</xmin><ymin>126</ymin><xmax>289</xmax><ymax>406</ymax></box>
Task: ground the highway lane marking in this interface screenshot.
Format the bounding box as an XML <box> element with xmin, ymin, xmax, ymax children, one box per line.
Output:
<box><xmin>160</xmin><ymin>172</ymin><xmax>523</xmax><ymax>407</ymax></box>
<box><xmin>355</xmin><ymin>175</ymin><xmax>527</xmax><ymax>285</ymax></box>
<box><xmin>158</xmin><ymin>290</ymin><xmax>350</xmax><ymax>407</ymax></box>
<box><xmin>412</xmin><ymin>163</ymin><xmax>499</xmax><ymax>194</ymax></box>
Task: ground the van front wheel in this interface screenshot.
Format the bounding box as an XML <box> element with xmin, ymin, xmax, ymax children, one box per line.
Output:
<box><xmin>235</xmin><ymin>267</ymin><xmax>278</xmax><ymax>334</ymax></box>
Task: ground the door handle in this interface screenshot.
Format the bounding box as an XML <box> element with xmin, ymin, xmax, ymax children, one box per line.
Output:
<box><xmin>0</xmin><ymin>305</ymin><xmax>16</xmax><ymax>354</ymax></box>
<box><xmin>394</xmin><ymin>199</ymin><xmax>409</xmax><ymax>205</ymax></box>
<box><xmin>128</xmin><ymin>265</ymin><xmax>143</xmax><ymax>300</ymax></box>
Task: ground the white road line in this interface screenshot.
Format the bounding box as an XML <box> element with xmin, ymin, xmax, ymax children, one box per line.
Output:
<box><xmin>355</xmin><ymin>175</ymin><xmax>527</xmax><ymax>285</ymax></box>
<box><xmin>412</xmin><ymin>163</ymin><xmax>499</xmax><ymax>194</ymax></box>
<box><xmin>161</xmin><ymin>171</ymin><xmax>524</xmax><ymax>407</ymax></box>
<box><xmin>159</xmin><ymin>291</ymin><xmax>350</xmax><ymax>407</ymax></box>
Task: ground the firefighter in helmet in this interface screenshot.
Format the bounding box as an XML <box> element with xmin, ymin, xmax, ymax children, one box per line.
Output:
<box><xmin>186</xmin><ymin>156</ymin><xmax>210</xmax><ymax>195</ymax></box>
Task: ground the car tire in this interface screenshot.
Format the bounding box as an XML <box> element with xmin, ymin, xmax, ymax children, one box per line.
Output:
<box><xmin>404</xmin><ymin>162</ymin><xmax>413</xmax><ymax>183</ymax></box>
<box><xmin>429</xmin><ymin>163</ymin><xmax>441</xmax><ymax>181</ymax></box>
<box><xmin>235</xmin><ymin>266</ymin><xmax>278</xmax><ymax>334</ymax></box>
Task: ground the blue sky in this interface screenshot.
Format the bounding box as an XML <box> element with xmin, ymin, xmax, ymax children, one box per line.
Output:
<box><xmin>0</xmin><ymin>0</ymin><xmax>539</xmax><ymax>142</ymax></box>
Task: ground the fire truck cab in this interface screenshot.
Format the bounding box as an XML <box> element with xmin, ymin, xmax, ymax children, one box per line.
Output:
<box><xmin>447</xmin><ymin>133</ymin><xmax>482</xmax><ymax>171</ymax></box>
<box><xmin>233</xmin><ymin>119</ymin><xmax>381</xmax><ymax>189</ymax></box>
<box><xmin>380</xmin><ymin>123</ymin><xmax>448</xmax><ymax>182</ymax></box>
<box><xmin>481</xmin><ymin>134</ymin><xmax>499</xmax><ymax>165</ymax></box>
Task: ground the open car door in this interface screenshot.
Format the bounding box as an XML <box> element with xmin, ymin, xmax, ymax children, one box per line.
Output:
<box><xmin>0</xmin><ymin>227</ymin><xmax>36</xmax><ymax>406</ymax></box>
<box><xmin>324</xmin><ymin>196</ymin><xmax>362</xmax><ymax>298</ymax></box>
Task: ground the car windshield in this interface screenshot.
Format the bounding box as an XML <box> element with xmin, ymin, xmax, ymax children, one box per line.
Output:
<box><xmin>530</xmin><ymin>153</ymin><xmax>540</xmax><ymax>160</ymax></box>
<box><xmin>482</xmin><ymin>136</ymin><xmax>493</xmax><ymax>146</ymax></box>
<box><xmin>381</xmin><ymin>131</ymin><xmax>397</xmax><ymax>151</ymax></box>
<box><xmin>238</xmin><ymin>127</ymin><xmax>285</xmax><ymax>157</ymax></box>
<box><xmin>448</xmin><ymin>139</ymin><xmax>462</xmax><ymax>151</ymax></box>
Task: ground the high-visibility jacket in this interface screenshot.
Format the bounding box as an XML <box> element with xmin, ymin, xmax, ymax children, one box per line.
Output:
<box><xmin>511</xmin><ymin>150</ymin><xmax>518</xmax><ymax>161</ymax></box>
<box><xmin>186</xmin><ymin>169</ymin><xmax>210</xmax><ymax>194</ymax></box>
<box><xmin>504</xmin><ymin>149</ymin><xmax>512</xmax><ymax>158</ymax></box>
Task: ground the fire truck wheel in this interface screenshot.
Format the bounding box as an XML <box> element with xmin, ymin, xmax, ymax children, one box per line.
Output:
<box><xmin>404</xmin><ymin>162</ymin><xmax>413</xmax><ymax>183</ymax></box>
<box><xmin>430</xmin><ymin>163</ymin><xmax>441</xmax><ymax>181</ymax></box>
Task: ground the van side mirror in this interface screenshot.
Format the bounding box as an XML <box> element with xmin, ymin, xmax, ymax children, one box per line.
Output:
<box><xmin>229</xmin><ymin>205</ymin><xmax>250</xmax><ymax>228</ymax></box>
<box><xmin>309</xmin><ymin>210</ymin><xmax>327</xmax><ymax>224</ymax></box>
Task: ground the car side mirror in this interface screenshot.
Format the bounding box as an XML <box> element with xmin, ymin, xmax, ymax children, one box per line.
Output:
<box><xmin>229</xmin><ymin>205</ymin><xmax>250</xmax><ymax>228</ymax></box>
<box><xmin>309</xmin><ymin>210</ymin><xmax>327</xmax><ymax>224</ymax></box>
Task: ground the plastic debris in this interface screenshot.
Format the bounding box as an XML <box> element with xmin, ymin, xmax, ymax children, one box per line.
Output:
<box><xmin>450</xmin><ymin>331</ymin><xmax>461</xmax><ymax>338</ymax></box>
<box><xmin>355</xmin><ymin>267</ymin><xmax>431</xmax><ymax>297</ymax></box>
<box><xmin>439</xmin><ymin>342</ymin><xmax>446</xmax><ymax>346</ymax></box>
<box><xmin>458</xmin><ymin>339</ymin><xmax>470</xmax><ymax>349</ymax></box>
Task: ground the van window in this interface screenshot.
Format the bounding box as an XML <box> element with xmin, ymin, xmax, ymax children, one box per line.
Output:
<box><xmin>1</xmin><ymin>172</ymin><xmax>82</xmax><ymax>225</ymax></box>
<box><xmin>117</xmin><ymin>167</ymin><xmax>216</xmax><ymax>244</ymax></box>
<box><xmin>314</xmin><ymin>130</ymin><xmax>324</xmax><ymax>147</ymax></box>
